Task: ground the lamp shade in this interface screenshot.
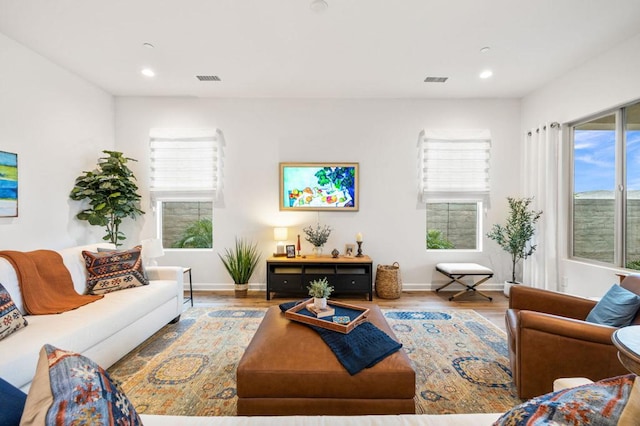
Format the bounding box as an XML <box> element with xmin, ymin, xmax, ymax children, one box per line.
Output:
<box><xmin>273</xmin><ymin>227</ymin><xmax>288</xmax><ymax>241</ymax></box>
<box><xmin>141</xmin><ymin>238</ymin><xmax>165</xmax><ymax>259</ymax></box>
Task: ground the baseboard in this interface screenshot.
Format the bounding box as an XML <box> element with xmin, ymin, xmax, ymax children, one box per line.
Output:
<box><xmin>186</xmin><ymin>282</ymin><xmax>505</xmax><ymax>292</ymax></box>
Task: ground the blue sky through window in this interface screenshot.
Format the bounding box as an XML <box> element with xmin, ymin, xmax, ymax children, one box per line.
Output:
<box><xmin>574</xmin><ymin>130</ymin><xmax>640</xmax><ymax>193</ymax></box>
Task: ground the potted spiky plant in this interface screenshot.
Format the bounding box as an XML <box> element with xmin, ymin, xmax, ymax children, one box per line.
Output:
<box><xmin>307</xmin><ymin>277</ymin><xmax>334</xmax><ymax>310</ymax></box>
<box><xmin>219</xmin><ymin>238</ymin><xmax>261</xmax><ymax>297</ymax></box>
<box><xmin>487</xmin><ymin>197</ymin><xmax>542</xmax><ymax>297</ymax></box>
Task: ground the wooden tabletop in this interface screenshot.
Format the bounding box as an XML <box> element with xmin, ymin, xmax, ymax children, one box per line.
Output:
<box><xmin>612</xmin><ymin>325</ymin><xmax>640</xmax><ymax>374</ymax></box>
<box><xmin>267</xmin><ymin>255</ymin><xmax>372</xmax><ymax>263</ymax></box>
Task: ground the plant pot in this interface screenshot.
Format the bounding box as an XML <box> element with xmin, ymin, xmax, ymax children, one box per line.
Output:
<box><xmin>235</xmin><ymin>283</ymin><xmax>249</xmax><ymax>298</ymax></box>
<box><xmin>504</xmin><ymin>281</ymin><xmax>520</xmax><ymax>298</ymax></box>
<box><xmin>314</xmin><ymin>297</ymin><xmax>327</xmax><ymax>310</ymax></box>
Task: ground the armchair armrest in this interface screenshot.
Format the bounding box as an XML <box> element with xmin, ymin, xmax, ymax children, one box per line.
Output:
<box><xmin>518</xmin><ymin>310</ymin><xmax>616</xmax><ymax>345</ymax></box>
<box><xmin>509</xmin><ymin>285</ymin><xmax>596</xmax><ymax>320</ymax></box>
<box><xmin>145</xmin><ymin>266</ymin><xmax>184</xmax><ymax>285</ymax></box>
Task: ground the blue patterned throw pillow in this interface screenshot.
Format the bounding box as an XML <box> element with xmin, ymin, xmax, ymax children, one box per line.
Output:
<box><xmin>20</xmin><ymin>344</ymin><xmax>142</xmax><ymax>426</ymax></box>
<box><xmin>0</xmin><ymin>282</ymin><xmax>28</xmax><ymax>340</ymax></box>
<box><xmin>82</xmin><ymin>246</ymin><xmax>149</xmax><ymax>295</ymax></box>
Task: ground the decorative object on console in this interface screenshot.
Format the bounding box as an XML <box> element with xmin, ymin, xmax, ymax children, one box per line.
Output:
<box><xmin>0</xmin><ymin>282</ymin><xmax>28</xmax><ymax>340</ymax></box>
<box><xmin>20</xmin><ymin>344</ymin><xmax>142</xmax><ymax>426</ymax></box>
<box><xmin>83</xmin><ymin>246</ymin><xmax>149</xmax><ymax>295</ymax></box>
<box><xmin>303</xmin><ymin>223</ymin><xmax>332</xmax><ymax>256</ymax></box>
<box><xmin>331</xmin><ymin>248</ymin><xmax>339</xmax><ymax>258</ymax></box>
<box><xmin>273</xmin><ymin>227</ymin><xmax>288</xmax><ymax>256</ymax></box>
<box><xmin>307</xmin><ymin>277</ymin><xmax>334</xmax><ymax>310</ymax></box>
<box><xmin>296</xmin><ymin>234</ymin><xmax>301</xmax><ymax>256</ymax></box>
<box><xmin>69</xmin><ymin>150</ymin><xmax>144</xmax><ymax>247</ymax></box>
<box><xmin>486</xmin><ymin>197</ymin><xmax>542</xmax><ymax>296</ymax></box>
<box><xmin>219</xmin><ymin>237</ymin><xmax>261</xmax><ymax>298</ymax></box>
<box><xmin>345</xmin><ymin>243</ymin><xmax>355</xmax><ymax>257</ymax></box>
<box><xmin>0</xmin><ymin>150</ymin><xmax>18</xmax><ymax>217</ymax></box>
<box><xmin>286</xmin><ymin>244</ymin><xmax>296</xmax><ymax>258</ymax></box>
<box><xmin>141</xmin><ymin>237</ymin><xmax>164</xmax><ymax>266</ymax></box>
<box><xmin>280</xmin><ymin>162</ymin><xmax>359</xmax><ymax>211</ymax></box>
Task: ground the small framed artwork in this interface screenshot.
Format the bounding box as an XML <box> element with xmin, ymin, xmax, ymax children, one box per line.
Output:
<box><xmin>0</xmin><ymin>151</ymin><xmax>18</xmax><ymax>217</ymax></box>
<box><xmin>286</xmin><ymin>245</ymin><xmax>296</xmax><ymax>258</ymax></box>
<box><xmin>345</xmin><ymin>244</ymin><xmax>355</xmax><ymax>257</ymax></box>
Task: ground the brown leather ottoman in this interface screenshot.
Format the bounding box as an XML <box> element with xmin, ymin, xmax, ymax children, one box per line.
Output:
<box><xmin>236</xmin><ymin>303</ymin><xmax>415</xmax><ymax>416</ymax></box>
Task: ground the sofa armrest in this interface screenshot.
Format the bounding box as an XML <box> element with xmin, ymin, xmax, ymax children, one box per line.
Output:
<box><xmin>146</xmin><ymin>266</ymin><xmax>184</xmax><ymax>285</ymax></box>
<box><xmin>509</xmin><ymin>285</ymin><xmax>596</xmax><ymax>320</ymax></box>
<box><xmin>518</xmin><ymin>310</ymin><xmax>616</xmax><ymax>345</ymax></box>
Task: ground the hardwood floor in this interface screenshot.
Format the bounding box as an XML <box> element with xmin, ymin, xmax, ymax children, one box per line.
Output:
<box><xmin>187</xmin><ymin>290</ymin><xmax>509</xmax><ymax>332</ymax></box>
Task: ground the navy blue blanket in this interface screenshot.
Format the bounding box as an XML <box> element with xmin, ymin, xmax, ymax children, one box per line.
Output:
<box><xmin>279</xmin><ymin>301</ymin><xmax>402</xmax><ymax>375</ymax></box>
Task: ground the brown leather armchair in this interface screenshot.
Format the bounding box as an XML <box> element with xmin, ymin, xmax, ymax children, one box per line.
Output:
<box><xmin>506</xmin><ymin>276</ymin><xmax>640</xmax><ymax>399</ymax></box>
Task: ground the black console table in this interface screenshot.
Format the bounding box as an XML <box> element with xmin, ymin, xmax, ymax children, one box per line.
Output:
<box><xmin>266</xmin><ymin>255</ymin><xmax>373</xmax><ymax>301</ymax></box>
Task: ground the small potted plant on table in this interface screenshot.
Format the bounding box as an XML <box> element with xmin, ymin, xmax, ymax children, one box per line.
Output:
<box><xmin>307</xmin><ymin>277</ymin><xmax>334</xmax><ymax>310</ymax></box>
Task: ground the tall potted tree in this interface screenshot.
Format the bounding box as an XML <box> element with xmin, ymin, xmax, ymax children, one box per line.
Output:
<box><xmin>487</xmin><ymin>197</ymin><xmax>542</xmax><ymax>296</ymax></box>
<box><xmin>219</xmin><ymin>237</ymin><xmax>261</xmax><ymax>297</ymax></box>
<box><xmin>70</xmin><ymin>151</ymin><xmax>144</xmax><ymax>247</ymax></box>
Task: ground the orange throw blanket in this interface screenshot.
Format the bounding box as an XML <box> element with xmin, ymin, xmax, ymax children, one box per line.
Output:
<box><xmin>0</xmin><ymin>250</ymin><xmax>102</xmax><ymax>315</ymax></box>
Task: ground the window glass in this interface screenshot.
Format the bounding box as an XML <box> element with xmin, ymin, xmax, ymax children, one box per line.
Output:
<box><xmin>572</xmin><ymin>115</ymin><xmax>616</xmax><ymax>263</ymax></box>
<box><xmin>160</xmin><ymin>201</ymin><xmax>213</xmax><ymax>249</ymax></box>
<box><xmin>426</xmin><ymin>202</ymin><xmax>479</xmax><ymax>250</ymax></box>
<box><xmin>626</xmin><ymin>103</ymin><xmax>640</xmax><ymax>269</ymax></box>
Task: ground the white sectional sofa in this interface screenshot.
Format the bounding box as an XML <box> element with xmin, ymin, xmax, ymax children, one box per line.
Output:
<box><xmin>0</xmin><ymin>243</ymin><xmax>184</xmax><ymax>392</ymax></box>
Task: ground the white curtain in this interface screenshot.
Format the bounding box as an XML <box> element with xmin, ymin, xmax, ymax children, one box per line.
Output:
<box><xmin>523</xmin><ymin>123</ymin><xmax>561</xmax><ymax>290</ymax></box>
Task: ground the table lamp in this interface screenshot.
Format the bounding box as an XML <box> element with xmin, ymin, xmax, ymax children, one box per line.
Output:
<box><xmin>141</xmin><ymin>238</ymin><xmax>165</xmax><ymax>266</ymax></box>
<box><xmin>273</xmin><ymin>227</ymin><xmax>288</xmax><ymax>256</ymax></box>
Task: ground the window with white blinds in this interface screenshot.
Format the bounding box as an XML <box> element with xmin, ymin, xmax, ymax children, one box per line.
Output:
<box><xmin>418</xmin><ymin>129</ymin><xmax>491</xmax><ymax>203</ymax></box>
<box><xmin>149</xmin><ymin>128</ymin><xmax>223</xmax><ymax>200</ymax></box>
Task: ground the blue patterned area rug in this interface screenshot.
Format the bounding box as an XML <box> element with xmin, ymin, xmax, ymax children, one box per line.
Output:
<box><xmin>107</xmin><ymin>307</ymin><xmax>522</xmax><ymax>416</ymax></box>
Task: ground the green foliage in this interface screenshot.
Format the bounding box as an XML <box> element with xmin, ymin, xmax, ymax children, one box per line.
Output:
<box><xmin>307</xmin><ymin>277</ymin><xmax>334</xmax><ymax>299</ymax></box>
<box><xmin>487</xmin><ymin>197</ymin><xmax>542</xmax><ymax>283</ymax></box>
<box><xmin>626</xmin><ymin>259</ymin><xmax>640</xmax><ymax>271</ymax></box>
<box><xmin>172</xmin><ymin>218</ymin><xmax>213</xmax><ymax>248</ymax></box>
<box><xmin>426</xmin><ymin>229</ymin><xmax>455</xmax><ymax>249</ymax></box>
<box><xmin>218</xmin><ymin>238</ymin><xmax>261</xmax><ymax>284</ymax></box>
<box><xmin>314</xmin><ymin>167</ymin><xmax>355</xmax><ymax>191</ymax></box>
<box><xmin>69</xmin><ymin>151</ymin><xmax>144</xmax><ymax>246</ymax></box>
<box><xmin>303</xmin><ymin>223</ymin><xmax>332</xmax><ymax>247</ymax></box>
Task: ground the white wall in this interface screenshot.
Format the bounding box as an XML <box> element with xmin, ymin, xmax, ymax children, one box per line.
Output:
<box><xmin>0</xmin><ymin>33</ymin><xmax>115</xmax><ymax>250</ymax></box>
<box><xmin>522</xmin><ymin>33</ymin><xmax>640</xmax><ymax>297</ymax></box>
<box><xmin>115</xmin><ymin>97</ymin><xmax>522</xmax><ymax>289</ymax></box>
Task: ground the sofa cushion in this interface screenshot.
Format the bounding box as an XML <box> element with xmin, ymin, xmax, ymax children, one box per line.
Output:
<box><xmin>21</xmin><ymin>344</ymin><xmax>141</xmax><ymax>425</ymax></box>
<box><xmin>82</xmin><ymin>246</ymin><xmax>149</xmax><ymax>295</ymax></box>
<box><xmin>59</xmin><ymin>243</ymin><xmax>115</xmax><ymax>294</ymax></box>
<box><xmin>494</xmin><ymin>374</ymin><xmax>638</xmax><ymax>426</ymax></box>
<box><xmin>585</xmin><ymin>284</ymin><xmax>640</xmax><ymax>327</ymax></box>
<box><xmin>0</xmin><ymin>377</ymin><xmax>26</xmax><ymax>425</ymax></box>
<box><xmin>0</xmin><ymin>281</ymin><xmax>28</xmax><ymax>340</ymax></box>
<box><xmin>0</xmin><ymin>280</ymin><xmax>178</xmax><ymax>391</ymax></box>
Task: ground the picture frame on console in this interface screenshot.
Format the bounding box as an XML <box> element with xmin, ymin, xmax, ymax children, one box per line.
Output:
<box><xmin>280</xmin><ymin>162</ymin><xmax>359</xmax><ymax>211</ymax></box>
<box><xmin>286</xmin><ymin>244</ymin><xmax>296</xmax><ymax>258</ymax></box>
<box><xmin>345</xmin><ymin>244</ymin><xmax>355</xmax><ymax>257</ymax></box>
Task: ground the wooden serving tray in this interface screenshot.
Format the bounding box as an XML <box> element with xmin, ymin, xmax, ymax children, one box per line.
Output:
<box><xmin>285</xmin><ymin>298</ymin><xmax>370</xmax><ymax>334</ymax></box>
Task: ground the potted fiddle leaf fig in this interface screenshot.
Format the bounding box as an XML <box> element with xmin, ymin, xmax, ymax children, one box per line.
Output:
<box><xmin>70</xmin><ymin>150</ymin><xmax>144</xmax><ymax>247</ymax></box>
<box><xmin>487</xmin><ymin>197</ymin><xmax>542</xmax><ymax>296</ymax></box>
<box><xmin>219</xmin><ymin>238</ymin><xmax>261</xmax><ymax>297</ymax></box>
<box><xmin>307</xmin><ymin>277</ymin><xmax>334</xmax><ymax>310</ymax></box>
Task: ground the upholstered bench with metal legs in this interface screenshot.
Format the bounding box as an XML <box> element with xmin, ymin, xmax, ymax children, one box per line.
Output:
<box><xmin>435</xmin><ymin>263</ymin><xmax>494</xmax><ymax>301</ymax></box>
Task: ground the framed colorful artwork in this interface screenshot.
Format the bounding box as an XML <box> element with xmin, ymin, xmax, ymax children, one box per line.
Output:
<box><xmin>279</xmin><ymin>162</ymin><xmax>359</xmax><ymax>211</ymax></box>
<box><xmin>0</xmin><ymin>151</ymin><xmax>18</xmax><ymax>217</ymax></box>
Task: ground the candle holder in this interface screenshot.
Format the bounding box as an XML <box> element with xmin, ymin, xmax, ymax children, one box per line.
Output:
<box><xmin>356</xmin><ymin>241</ymin><xmax>363</xmax><ymax>257</ymax></box>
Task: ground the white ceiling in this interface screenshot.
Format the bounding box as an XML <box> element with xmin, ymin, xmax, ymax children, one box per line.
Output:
<box><xmin>1</xmin><ymin>0</ymin><xmax>640</xmax><ymax>99</ymax></box>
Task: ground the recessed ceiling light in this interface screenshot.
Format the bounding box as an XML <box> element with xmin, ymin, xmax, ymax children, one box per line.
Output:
<box><xmin>479</xmin><ymin>70</ymin><xmax>493</xmax><ymax>79</ymax></box>
<box><xmin>143</xmin><ymin>42</ymin><xmax>155</xmax><ymax>49</ymax></box>
<box><xmin>310</xmin><ymin>0</ymin><xmax>328</xmax><ymax>12</ymax></box>
<box><xmin>480</xmin><ymin>46</ymin><xmax>491</xmax><ymax>53</ymax></box>
<box><xmin>141</xmin><ymin>68</ymin><xmax>156</xmax><ymax>77</ymax></box>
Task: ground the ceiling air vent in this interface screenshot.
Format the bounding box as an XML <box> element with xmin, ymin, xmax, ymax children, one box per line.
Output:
<box><xmin>424</xmin><ymin>76</ymin><xmax>448</xmax><ymax>83</ymax></box>
<box><xmin>196</xmin><ymin>75</ymin><xmax>221</xmax><ymax>81</ymax></box>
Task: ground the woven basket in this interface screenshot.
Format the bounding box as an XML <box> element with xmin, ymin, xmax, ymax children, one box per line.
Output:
<box><xmin>375</xmin><ymin>262</ymin><xmax>402</xmax><ymax>299</ymax></box>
